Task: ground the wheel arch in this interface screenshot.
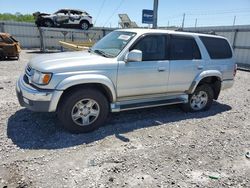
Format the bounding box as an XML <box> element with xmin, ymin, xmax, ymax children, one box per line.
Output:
<box><xmin>80</xmin><ymin>19</ymin><xmax>90</xmax><ymax>25</ymax></box>
<box><xmin>55</xmin><ymin>74</ymin><xmax>116</xmax><ymax>110</ymax></box>
<box><xmin>188</xmin><ymin>70</ymin><xmax>222</xmax><ymax>100</ymax></box>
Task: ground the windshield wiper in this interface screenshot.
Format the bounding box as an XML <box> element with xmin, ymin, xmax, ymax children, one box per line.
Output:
<box><xmin>93</xmin><ymin>49</ymin><xmax>112</xmax><ymax>58</ymax></box>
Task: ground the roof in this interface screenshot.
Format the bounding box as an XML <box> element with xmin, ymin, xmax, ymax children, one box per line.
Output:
<box><xmin>57</xmin><ymin>9</ymin><xmax>86</xmax><ymax>13</ymax></box>
<box><xmin>116</xmin><ymin>28</ymin><xmax>226</xmax><ymax>39</ymax></box>
<box><xmin>0</xmin><ymin>32</ymin><xmax>11</xmax><ymax>37</ymax></box>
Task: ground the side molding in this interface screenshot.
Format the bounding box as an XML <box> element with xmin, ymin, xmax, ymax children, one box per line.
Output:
<box><xmin>188</xmin><ymin>70</ymin><xmax>222</xmax><ymax>94</ymax></box>
<box><xmin>55</xmin><ymin>74</ymin><xmax>117</xmax><ymax>102</ymax></box>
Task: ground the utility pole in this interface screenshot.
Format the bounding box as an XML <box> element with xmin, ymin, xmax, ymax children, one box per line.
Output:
<box><xmin>153</xmin><ymin>0</ymin><xmax>159</xmax><ymax>29</ymax></box>
<box><xmin>181</xmin><ymin>13</ymin><xmax>185</xmax><ymax>30</ymax></box>
<box><xmin>195</xmin><ymin>18</ymin><xmax>197</xmax><ymax>28</ymax></box>
<box><xmin>233</xmin><ymin>16</ymin><xmax>236</xmax><ymax>26</ymax></box>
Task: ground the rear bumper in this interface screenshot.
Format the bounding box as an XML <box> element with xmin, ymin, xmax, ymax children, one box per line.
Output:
<box><xmin>16</xmin><ymin>75</ymin><xmax>63</xmax><ymax>112</ymax></box>
<box><xmin>221</xmin><ymin>79</ymin><xmax>234</xmax><ymax>90</ymax></box>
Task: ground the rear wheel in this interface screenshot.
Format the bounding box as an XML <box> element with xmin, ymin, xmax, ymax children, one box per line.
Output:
<box><xmin>79</xmin><ymin>21</ymin><xmax>89</xmax><ymax>30</ymax></box>
<box><xmin>181</xmin><ymin>84</ymin><xmax>214</xmax><ymax>112</ymax></box>
<box><xmin>57</xmin><ymin>88</ymin><xmax>109</xmax><ymax>133</ymax></box>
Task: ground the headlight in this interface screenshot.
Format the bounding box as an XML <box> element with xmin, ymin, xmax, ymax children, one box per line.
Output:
<box><xmin>31</xmin><ymin>70</ymin><xmax>52</xmax><ymax>85</ymax></box>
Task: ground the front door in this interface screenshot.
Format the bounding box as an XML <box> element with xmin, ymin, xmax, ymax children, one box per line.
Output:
<box><xmin>117</xmin><ymin>34</ymin><xmax>170</xmax><ymax>98</ymax></box>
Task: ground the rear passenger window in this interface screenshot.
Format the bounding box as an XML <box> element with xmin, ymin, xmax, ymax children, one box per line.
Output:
<box><xmin>132</xmin><ymin>35</ymin><xmax>167</xmax><ymax>61</ymax></box>
<box><xmin>170</xmin><ymin>35</ymin><xmax>201</xmax><ymax>60</ymax></box>
<box><xmin>200</xmin><ymin>36</ymin><xmax>232</xmax><ymax>59</ymax></box>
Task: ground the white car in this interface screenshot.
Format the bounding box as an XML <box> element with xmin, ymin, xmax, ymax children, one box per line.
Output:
<box><xmin>34</xmin><ymin>9</ymin><xmax>93</xmax><ymax>30</ymax></box>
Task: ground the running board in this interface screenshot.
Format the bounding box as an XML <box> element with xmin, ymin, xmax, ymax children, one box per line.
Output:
<box><xmin>111</xmin><ymin>95</ymin><xmax>188</xmax><ymax>112</ymax></box>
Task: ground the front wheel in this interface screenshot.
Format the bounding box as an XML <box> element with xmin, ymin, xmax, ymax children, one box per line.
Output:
<box><xmin>57</xmin><ymin>88</ymin><xmax>109</xmax><ymax>133</ymax></box>
<box><xmin>181</xmin><ymin>84</ymin><xmax>214</xmax><ymax>112</ymax></box>
<box><xmin>43</xmin><ymin>19</ymin><xmax>54</xmax><ymax>27</ymax></box>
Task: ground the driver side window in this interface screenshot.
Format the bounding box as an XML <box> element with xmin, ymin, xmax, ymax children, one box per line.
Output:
<box><xmin>131</xmin><ymin>35</ymin><xmax>167</xmax><ymax>61</ymax></box>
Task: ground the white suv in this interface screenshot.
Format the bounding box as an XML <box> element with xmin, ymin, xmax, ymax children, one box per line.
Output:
<box><xmin>34</xmin><ymin>9</ymin><xmax>93</xmax><ymax>30</ymax></box>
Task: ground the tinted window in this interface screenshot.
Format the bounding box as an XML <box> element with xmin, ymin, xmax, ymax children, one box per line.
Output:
<box><xmin>56</xmin><ymin>10</ymin><xmax>68</xmax><ymax>14</ymax></box>
<box><xmin>4</xmin><ymin>37</ymin><xmax>14</xmax><ymax>44</ymax></box>
<box><xmin>132</xmin><ymin>35</ymin><xmax>167</xmax><ymax>61</ymax></box>
<box><xmin>200</xmin><ymin>36</ymin><xmax>232</xmax><ymax>59</ymax></box>
<box><xmin>170</xmin><ymin>35</ymin><xmax>201</xmax><ymax>60</ymax></box>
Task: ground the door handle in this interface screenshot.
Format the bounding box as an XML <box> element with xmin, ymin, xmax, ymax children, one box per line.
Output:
<box><xmin>158</xmin><ymin>67</ymin><xmax>166</xmax><ymax>72</ymax></box>
<box><xmin>197</xmin><ymin>65</ymin><xmax>204</xmax><ymax>70</ymax></box>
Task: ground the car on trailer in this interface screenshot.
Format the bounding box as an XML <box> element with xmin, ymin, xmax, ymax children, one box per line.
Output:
<box><xmin>0</xmin><ymin>33</ymin><xmax>21</xmax><ymax>60</ymax></box>
<box><xmin>33</xmin><ymin>9</ymin><xmax>93</xmax><ymax>30</ymax></box>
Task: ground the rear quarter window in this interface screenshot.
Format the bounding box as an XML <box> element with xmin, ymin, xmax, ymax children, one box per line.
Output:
<box><xmin>200</xmin><ymin>36</ymin><xmax>232</xmax><ymax>59</ymax></box>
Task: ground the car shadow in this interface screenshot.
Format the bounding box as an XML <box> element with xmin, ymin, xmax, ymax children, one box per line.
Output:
<box><xmin>0</xmin><ymin>58</ymin><xmax>18</xmax><ymax>61</ymax></box>
<box><xmin>7</xmin><ymin>102</ymin><xmax>232</xmax><ymax>150</ymax></box>
<box><xmin>26</xmin><ymin>50</ymin><xmax>61</xmax><ymax>54</ymax></box>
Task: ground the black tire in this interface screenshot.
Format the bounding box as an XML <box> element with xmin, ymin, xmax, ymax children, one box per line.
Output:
<box><xmin>57</xmin><ymin>88</ymin><xmax>109</xmax><ymax>133</ymax></box>
<box><xmin>181</xmin><ymin>84</ymin><xmax>214</xmax><ymax>112</ymax></box>
<box><xmin>43</xmin><ymin>19</ymin><xmax>54</xmax><ymax>27</ymax></box>
<box><xmin>0</xmin><ymin>51</ymin><xmax>5</xmax><ymax>60</ymax></box>
<box><xmin>79</xmin><ymin>20</ymin><xmax>89</xmax><ymax>30</ymax></box>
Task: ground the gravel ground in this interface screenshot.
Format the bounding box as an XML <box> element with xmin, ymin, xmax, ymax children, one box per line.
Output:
<box><xmin>0</xmin><ymin>50</ymin><xmax>249</xmax><ymax>188</ymax></box>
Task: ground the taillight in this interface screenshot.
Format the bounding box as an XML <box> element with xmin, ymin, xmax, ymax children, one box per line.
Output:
<box><xmin>233</xmin><ymin>64</ymin><xmax>237</xmax><ymax>77</ymax></box>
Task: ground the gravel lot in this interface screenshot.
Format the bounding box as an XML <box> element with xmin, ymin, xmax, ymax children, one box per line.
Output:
<box><xmin>0</xmin><ymin>50</ymin><xmax>249</xmax><ymax>188</ymax></box>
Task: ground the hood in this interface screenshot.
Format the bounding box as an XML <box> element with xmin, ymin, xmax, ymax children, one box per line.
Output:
<box><xmin>29</xmin><ymin>51</ymin><xmax>116</xmax><ymax>73</ymax></box>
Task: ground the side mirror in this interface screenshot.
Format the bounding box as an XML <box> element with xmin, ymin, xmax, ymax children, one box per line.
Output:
<box><xmin>125</xmin><ymin>50</ymin><xmax>142</xmax><ymax>62</ymax></box>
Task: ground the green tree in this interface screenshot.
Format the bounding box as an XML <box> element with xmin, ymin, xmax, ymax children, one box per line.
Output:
<box><xmin>0</xmin><ymin>12</ymin><xmax>35</xmax><ymax>22</ymax></box>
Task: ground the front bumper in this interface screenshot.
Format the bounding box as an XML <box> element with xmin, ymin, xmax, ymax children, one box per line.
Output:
<box><xmin>16</xmin><ymin>75</ymin><xmax>63</xmax><ymax>112</ymax></box>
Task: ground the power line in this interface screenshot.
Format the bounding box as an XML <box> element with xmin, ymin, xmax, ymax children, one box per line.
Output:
<box><xmin>94</xmin><ymin>0</ymin><xmax>106</xmax><ymax>25</ymax></box>
<box><xmin>103</xmin><ymin>0</ymin><xmax>125</xmax><ymax>27</ymax></box>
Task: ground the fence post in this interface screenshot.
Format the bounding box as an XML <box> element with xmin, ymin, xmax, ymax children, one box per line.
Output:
<box><xmin>232</xmin><ymin>29</ymin><xmax>239</xmax><ymax>50</ymax></box>
<box><xmin>38</xmin><ymin>27</ymin><xmax>45</xmax><ymax>52</ymax></box>
<box><xmin>71</xmin><ymin>31</ymin><xmax>74</xmax><ymax>42</ymax></box>
<box><xmin>0</xmin><ymin>22</ymin><xmax>5</xmax><ymax>33</ymax></box>
<box><xmin>102</xmin><ymin>29</ymin><xmax>106</xmax><ymax>38</ymax></box>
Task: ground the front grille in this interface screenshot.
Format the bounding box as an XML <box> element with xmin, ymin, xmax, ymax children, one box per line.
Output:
<box><xmin>23</xmin><ymin>74</ymin><xmax>29</xmax><ymax>84</ymax></box>
<box><xmin>25</xmin><ymin>65</ymin><xmax>33</xmax><ymax>76</ymax></box>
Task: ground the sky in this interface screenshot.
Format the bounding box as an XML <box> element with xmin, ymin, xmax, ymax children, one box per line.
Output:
<box><xmin>0</xmin><ymin>0</ymin><xmax>250</xmax><ymax>28</ymax></box>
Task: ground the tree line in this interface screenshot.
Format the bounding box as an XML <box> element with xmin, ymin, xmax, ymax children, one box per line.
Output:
<box><xmin>0</xmin><ymin>13</ymin><xmax>35</xmax><ymax>22</ymax></box>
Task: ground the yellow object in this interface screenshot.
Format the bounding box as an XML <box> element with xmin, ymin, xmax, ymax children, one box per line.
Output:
<box><xmin>59</xmin><ymin>41</ymin><xmax>95</xmax><ymax>51</ymax></box>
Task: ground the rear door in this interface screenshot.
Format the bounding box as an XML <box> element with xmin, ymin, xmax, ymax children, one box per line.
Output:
<box><xmin>117</xmin><ymin>34</ymin><xmax>170</xmax><ymax>98</ymax></box>
<box><xmin>168</xmin><ymin>35</ymin><xmax>204</xmax><ymax>92</ymax></box>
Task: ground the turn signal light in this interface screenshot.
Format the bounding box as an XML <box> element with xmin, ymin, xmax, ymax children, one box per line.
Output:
<box><xmin>42</xmin><ymin>74</ymin><xmax>52</xmax><ymax>84</ymax></box>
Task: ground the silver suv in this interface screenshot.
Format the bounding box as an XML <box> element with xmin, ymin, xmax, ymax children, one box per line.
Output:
<box><xmin>16</xmin><ymin>29</ymin><xmax>237</xmax><ymax>133</ymax></box>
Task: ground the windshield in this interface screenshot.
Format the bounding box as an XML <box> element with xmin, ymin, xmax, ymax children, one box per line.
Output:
<box><xmin>90</xmin><ymin>31</ymin><xmax>136</xmax><ymax>58</ymax></box>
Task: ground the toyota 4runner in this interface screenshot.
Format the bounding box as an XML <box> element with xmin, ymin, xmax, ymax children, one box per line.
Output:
<box><xmin>16</xmin><ymin>29</ymin><xmax>237</xmax><ymax>133</ymax></box>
